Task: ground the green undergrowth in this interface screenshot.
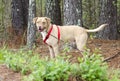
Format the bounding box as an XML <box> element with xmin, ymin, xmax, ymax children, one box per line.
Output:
<box><xmin>0</xmin><ymin>48</ymin><xmax>120</xmax><ymax>81</ymax></box>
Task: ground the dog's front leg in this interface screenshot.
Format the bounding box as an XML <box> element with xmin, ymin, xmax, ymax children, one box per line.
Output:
<box><xmin>48</xmin><ymin>46</ymin><xmax>55</xmax><ymax>58</ymax></box>
<box><xmin>52</xmin><ymin>45</ymin><xmax>59</xmax><ymax>57</ymax></box>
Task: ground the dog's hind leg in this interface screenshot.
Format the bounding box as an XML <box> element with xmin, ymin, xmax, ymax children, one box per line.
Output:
<box><xmin>75</xmin><ymin>33</ymin><xmax>88</xmax><ymax>52</ymax></box>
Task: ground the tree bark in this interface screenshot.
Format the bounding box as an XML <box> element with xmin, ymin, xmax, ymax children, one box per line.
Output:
<box><xmin>11</xmin><ymin>0</ymin><xmax>29</xmax><ymax>46</ymax></box>
<box><xmin>11</xmin><ymin>0</ymin><xmax>29</xmax><ymax>35</ymax></box>
<box><xmin>45</xmin><ymin>0</ymin><xmax>62</xmax><ymax>25</ymax></box>
<box><xmin>63</xmin><ymin>0</ymin><xmax>82</xmax><ymax>49</ymax></box>
<box><xmin>97</xmin><ymin>0</ymin><xmax>118</xmax><ymax>40</ymax></box>
<box><xmin>3</xmin><ymin>0</ymin><xmax>12</xmax><ymax>28</ymax></box>
<box><xmin>27</xmin><ymin>0</ymin><xmax>36</xmax><ymax>49</ymax></box>
<box><xmin>63</xmin><ymin>0</ymin><xmax>82</xmax><ymax>26</ymax></box>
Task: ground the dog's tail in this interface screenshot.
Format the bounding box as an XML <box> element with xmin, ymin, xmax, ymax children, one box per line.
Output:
<box><xmin>86</xmin><ymin>24</ymin><xmax>108</xmax><ymax>33</ymax></box>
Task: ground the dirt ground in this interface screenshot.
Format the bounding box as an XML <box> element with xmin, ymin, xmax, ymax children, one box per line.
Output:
<box><xmin>0</xmin><ymin>39</ymin><xmax>120</xmax><ymax>81</ymax></box>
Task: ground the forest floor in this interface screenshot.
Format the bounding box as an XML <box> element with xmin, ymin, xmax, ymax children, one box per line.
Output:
<box><xmin>0</xmin><ymin>39</ymin><xmax>120</xmax><ymax>81</ymax></box>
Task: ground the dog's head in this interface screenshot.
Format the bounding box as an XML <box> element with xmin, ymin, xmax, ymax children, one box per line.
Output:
<box><xmin>33</xmin><ymin>17</ymin><xmax>51</xmax><ymax>32</ymax></box>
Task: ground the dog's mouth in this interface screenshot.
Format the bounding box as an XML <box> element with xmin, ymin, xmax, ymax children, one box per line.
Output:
<box><xmin>38</xmin><ymin>26</ymin><xmax>45</xmax><ymax>32</ymax></box>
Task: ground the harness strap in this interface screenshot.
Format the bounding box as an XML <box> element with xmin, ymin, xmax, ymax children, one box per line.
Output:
<box><xmin>43</xmin><ymin>25</ymin><xmax>60</xmax><ymax>44</ymax></box>
<box><xmin>43</xmin><ymin>25</ymin><xmax>53</xmax><ymax>44</ymax></box>
<box><xmin>57</xmin><ymin>26</ymin><xmax>60</xmax><ymax>43</ymax></box>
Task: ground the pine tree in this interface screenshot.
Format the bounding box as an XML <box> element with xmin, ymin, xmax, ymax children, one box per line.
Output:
<box><xmin>97</xmin><ymin>0</ymin><xmax>118</xmax><ymax>40</ymax></box>
<box><xmin>27</xmin><ymin>0</ymin><xmax>36</xmax><ymax>49</ymax></box>
<box><xmin>45</xmin><ymin>0</ymin><xmax>62</xmax><ymax>25</ymax></box>
<box><xmin>63</xmin><ymin>0</ymin><xmax>82</xmax><ymax>26</ymax></box>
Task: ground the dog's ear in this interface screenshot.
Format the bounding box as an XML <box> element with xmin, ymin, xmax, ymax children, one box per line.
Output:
<box><xmin>33</xmin><ymin>17</ymin><xmax>38</xmax><ymax>24</ymax></box>
<box><xmin>45</xmin><ymin>17</ymin><xmax>51</xmax><ymax>24</ymax></box>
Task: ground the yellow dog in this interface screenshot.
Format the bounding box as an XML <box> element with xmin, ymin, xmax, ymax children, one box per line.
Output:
<box><xmin>33</xmin><ymin>17</ymin><xmax>108</xmax><ymax>58</ymax></box>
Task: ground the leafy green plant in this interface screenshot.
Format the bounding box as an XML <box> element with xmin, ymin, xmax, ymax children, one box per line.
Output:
<box><xmin>1</xmin><ymin>48</ymin><xmax>120</xmax><ymax>81</ymax></box>
<box><xmin>71</xmin><ymin>50</ymin><xmax>109</xmax><ymax>81</ymax></box>
<box><xmin>109</xmin><ymin>68</ymin><xmax>120</xmax><ymax>81</ymax></box>
<box><xmin>3</xmin><ymin>49</ymin><xmax>34</xmax><ymax>74</ymax></box>
<box><xmin>24</xmin><ymin>56</ymin><xmax>71</xmax><ymax>81</ymax></box>
<box><xmin>0</xmin><ymin>48</ymin><xmax>5</xmax><ymax>63</ymax></box>
<box><xmin>0</xmin><ymin>48</ymin><xmax>71</xmax><ymax>81</ymax></box>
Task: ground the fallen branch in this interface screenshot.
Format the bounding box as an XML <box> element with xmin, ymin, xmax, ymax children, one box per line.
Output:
<box><xmin>103</xmin><ymin>52</ymin><xmax>120</xmax><ymax>62</ymax></box>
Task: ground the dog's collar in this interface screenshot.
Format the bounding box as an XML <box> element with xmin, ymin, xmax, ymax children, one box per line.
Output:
<box><xmin>43</xmin><ymin>25</ymin><xmax>60</xmax><ymax>44</ymax></box>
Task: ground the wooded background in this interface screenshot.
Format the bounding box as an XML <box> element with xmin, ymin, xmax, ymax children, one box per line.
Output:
<box><xmin>0</xmin><ymin>0</ymin><xmax>120</xmax><ymax>48</ymax></box>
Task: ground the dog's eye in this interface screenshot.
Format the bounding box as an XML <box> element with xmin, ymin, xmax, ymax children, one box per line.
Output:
<box><xmin>43</xmin><ymin>22</ymin><xmax>46</xmax><ymax>24</ymax></box>
<box><xmin>36</xmin><ymin>21</ymin><xmax>39</xmax><ymax>24</ymax></box>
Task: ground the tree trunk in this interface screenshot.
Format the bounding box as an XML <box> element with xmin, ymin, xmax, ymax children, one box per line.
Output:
<box><xmin>82</xmin><ymin>0</ymin><xmax>99</xmax><ymax>27</ymax></box>
<box><xmin>45</xmin><ymin>0</ymin><xmax>62</xmax><ymax>25</ymax></box>
<box><xmin>63</xmin><ymin>0</ymin><xmax>82</xmax><ymax>26</ymax></box>
<box><xmin>11</xmin><ymin>0</ymin><xmax>29</xmax><ymax>35</ymax></box>
<box><xmin>63</xmin><ymin>0</ymin><xmax>82</xmax><ymax>49</ymax></box>
<box><xmin>27</xmin><ymin>0</ymin><xmax>36</xmax><ymax>49</ymax></box>
<box><xmin>11</xmin><ymin>0</ymin><xmax>29</xmax><ymax>46</ymax></box>
<box><xmin>3</xmin><ymin>0</ymin><xmax>12</xmax><ymax>29</ymax></box>
<box><xmin>97</xmin><ymin>0</ymin><xmax>118</xmax><ymax>40</ymax></box>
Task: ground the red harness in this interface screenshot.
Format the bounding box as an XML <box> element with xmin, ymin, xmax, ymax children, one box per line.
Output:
<box><xmin>43</xmin><ymin>25</ymin><xmax>60</xmax><ymax>44</ymax></box>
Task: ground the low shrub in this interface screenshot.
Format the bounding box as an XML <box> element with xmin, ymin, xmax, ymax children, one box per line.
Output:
<box><xmin>71</xmin><ymin>50</ymin><xmax>109</xmax><ymax>81</ymax></box>
<box><xmin>0</xmin><ymin>48</ymin><xmax>5</xmax><ymax>63</ymax></box>
<box><xmin>24</xmin><ymin>57</ymin><xmax>71</xmax><ymax>81</ymax></box>
<box><xmin>0</xmin><ymin>48</ymin><xmax>119</xmax><ymax>81</ymax></box>
<box><xmin>1</xmin><ymin>48</ymin><xmax>71</xmax><ymax>81</ymax></box>
<box><xmin>3</xmin><ymin>49</ymin><xmax>34</xmax><ymax>74</ymax></box>
<box><xmin>108</xmin><ymin>68</ymin><xmax>120</xmax><ymax>81</ymax></box>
